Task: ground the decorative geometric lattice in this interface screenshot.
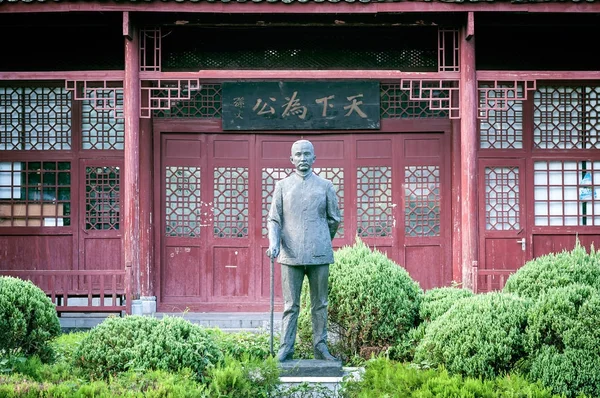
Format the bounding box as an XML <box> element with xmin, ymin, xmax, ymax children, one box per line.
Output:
<box><xmin>141</xmin><ymin>79</ymin><xmax>201</xmax><ymax>118</ymax></box>
<box><xmin>85</xmin><ymin>166</ymin><xmax>120</xmax><ymax>231</ymax></box>
<box><xmin>165</xmin><ymin>166</ymin><xmax>202</xmax><ymax>237</ymax></box>
<box><xmin>262</xmin><ymin>167</ymin><xmax>293</xmax><ymax>237</ymax></box>
<box><xmin>404</xmin><ymin>166</ymin><xmax>440</xmax><ymax>237</ymax></box>
<box><xmin>153</xmin><ymin>84</ymin><xmax>222</xmax><ymax>118</ymax></box>
<box><xmin>534</xmin><ymin>160</ymin><xmax>600</xmax><ymax>227</ymax></box>
<box><xmin>140</xmin><ymin>27</ymin><xmax>161</xmax><ymax>72</ymax></box>
<box><xmin>479</xmin><ymin>83</ymin><xmax>524</xmax><ymax>149</ymax></box>
<box><xmin>485</xmin><ymin>167</ymin><xmax>520</xmax><ymax>231</ymax></box>
<box><xmin>399</xmin><ymin>79</ymin><xmax>460</xmax><ymax>119</ymax></box>
<box><xmin>357</xmin><ymin>166</ymin><xmax>393</xmax><ymax>238</ymax></box>
<box><xmin>213</xmin><ymin>167</ymin><xmax>248</xmax><ymax>238</ymax></box>
<box><xmin>314</xmin><ymin>167</ymin><xmax>345</xmax><ymax>238</ymax></box>
<box><xmin>0</xmin><ymin>87</ymin><xmax>71</xmax><ymax>150</ymax></box>
<box><xmin>81</xmin><ymin>89</ymin><xmax>125</xmax><ymax>150</ymax></box>
<box><xmin>380</xmin><ymin>84</ymin><xmax>449</xmax><ymax>119</ymax></box>
<box><xmin>0</xmin><ymin>161</ymin><xmax>71</xmax><ymax>227</ymax></box>
<box><xmin>65</xmin><ymin>80</ymin><xmax>124</xmax><ymax>120</ymax></box>
<box><xmin>162</xmin><ymin>26</ymin><xmax>438</xmax><ymax>71</ymax></box>
<box><xmin>438</xmin><ymin>28</ymin><xmax>460</xmax><ymax>72</ymax></box>
<box><xmin>477</xmin><ymin>80</ymin><xmax>535</xmax><ymax>120</ymax></box>
<box><xmin>533</xmin><ymin>86</ymin><xmax>600</xmax><ymax>149</ymax></box>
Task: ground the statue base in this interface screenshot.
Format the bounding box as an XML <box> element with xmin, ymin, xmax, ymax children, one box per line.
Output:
<box><xmin>278</xmin><ymin>359</ymin><xmax>344</xmax><ymax>377</ymax></box>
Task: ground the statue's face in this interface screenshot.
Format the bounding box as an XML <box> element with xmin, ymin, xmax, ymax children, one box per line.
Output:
<box><xmin>290</xmin><ymin>141</ymin><xmax>316</xmax><ymax>173</ymax></box>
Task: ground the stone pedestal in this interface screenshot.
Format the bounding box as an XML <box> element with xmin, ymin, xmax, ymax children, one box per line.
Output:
<box><xmin>278</xmin><ymin>359</ymin><xmax>344</xmax><ymax>377</ymax></box>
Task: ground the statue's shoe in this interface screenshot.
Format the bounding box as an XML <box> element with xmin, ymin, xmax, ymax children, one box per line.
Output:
<box><xmin>314</xmin><ymin>343</ymin><xmax>338</xmax><ymax>361</ymax></box>
<box><xmin>277</xmin><ymin>351</ymin><xmax>294</xmax><ymax>362</ymax></box>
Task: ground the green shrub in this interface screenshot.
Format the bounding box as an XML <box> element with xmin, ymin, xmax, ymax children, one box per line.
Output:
<box><xmin>206</xmin><ymin>355</ymin><xmax>279</xmax><ymax>398</ymax></box>
<box><xmin>526</xmin><ymin>284</ymin><xmax>600</xmax><ymax>397</ymax></box>
<box><xmin>0</xmin><ymin>369</ymin><xmax>208</xmax><ymax>397</ymax></box>
<box><xmin>0</xmin><ymin>276</ymin><xmax>61</xmax><ymax>360</ymax></box>
<box><xmin>298</xmin><ymin>238</ymin><xmax>422</xmax><ymax>361</ymax></box>
<box><xmin>209</xmin><ymin>329</ymin><xmax>274</xmax><ymax>361</ymax></box>
<box><xmin>74</xmin><ymin>316</ymin><xmax>223</xmax><ymax>380</ymax></box>
<box><xmin>339</xmin><ymin>357</ymin><xmax>558</xmax><ymax>398</ymax></box>
<box><xmin>419</xmin><ymin>286</ymin><xmax>474</xmax><ymax>323</ymax></box>
<box><xmin>413</xmin><ymin>292</ymin><xmax>530</xmax><ymax>379</ymax></box>
<box><xmin>504</xmin><ymin>242</ymin><xmax>600</xmax><ymax>300</ymax></box>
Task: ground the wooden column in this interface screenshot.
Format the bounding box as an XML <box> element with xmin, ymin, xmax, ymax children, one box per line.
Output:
<box><xmin>124</xmin><ymin>13</ymin><xmax>141</xmax><ymax>301</ymax></box>
<box><xmin>460</xmin><ymin>12</ymin><xmax>478</xmax><ymax>290</ymax></box>
<box><xmin>139</xmin><ymin>116</ymin><xmax>154</xmax><ymax>298</ymax></box>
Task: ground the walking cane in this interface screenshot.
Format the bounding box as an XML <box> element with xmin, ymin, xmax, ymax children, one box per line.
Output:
<box><xmin>269</xmin><ymin>254</ymin><xmax>275</xmax><ymax>358</ymax></box>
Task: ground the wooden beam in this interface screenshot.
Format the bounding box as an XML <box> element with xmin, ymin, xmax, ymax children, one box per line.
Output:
<box><xmin>123</xmin><ymin>11</ymin><xmax>132</xmax><ymax>40</ymax></box>
<box><xmin>1</xmin><ymin>1</ymin><xmax>600</xmax><ymax>14</ymax></box>
<box><xmin>459</xmin><ymin>24</ymin><xmax>478</xmax><ymax>290</ymax></box>
<box><xmin>466</xmin><ymin>12</ymin><xmax>474</xmax><ymax>40</ymax></box>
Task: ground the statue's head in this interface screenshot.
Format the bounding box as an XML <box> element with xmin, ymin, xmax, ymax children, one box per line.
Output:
<box><xmin>290</xmin><ymin>140</ymin><xmax>316</xmax><ymax>175</ymax></box>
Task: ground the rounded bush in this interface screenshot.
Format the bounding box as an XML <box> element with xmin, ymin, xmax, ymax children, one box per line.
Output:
<box><xmin>419</xmin><ymin>286</ymin><xmax>474</xmax><ymax>323</ymax></box>
<box><xmin>75</xmin><ymin>316</ymin><xmax>223</xmax><ymax>380</ymax></box>
<box><xmin>299</xmin><ymin>238</ymin><xmax>422</xmax><ymax>360</ymax></box>
<box><xmin>526</xmin><ymin>284</ymin><xmax>600</xmax><ymax>397</ymax></box>
<box><xmin>414</xmin><ymin>292</ymin><xmax>530</xmax><ymax>379</ymax></box>
<box><xmin>503</xmin><ymin>243</ymin><xmax>600</xmax><ymax>300</ymax></box>
<box><xmin>0</xmin><ymin>276</ymin><xmax>61</xmax><ymax>358</ymax></box>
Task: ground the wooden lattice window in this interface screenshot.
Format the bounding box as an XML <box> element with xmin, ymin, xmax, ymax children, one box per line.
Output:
<box><xmin>81</xmin><ymin>89</ymin><xmax>124</xmax><ymax>150</ymax></box>
<box><xmin>165</xmin><ymin>166</ymin><xmax>202</xmax><ymax>237</ymax></box>
<box><xmin>213</xmin><ymin>167</ymin><xmax>248</xmax><ymax>238</ymax></box>
<box><xmin>485</xmin><ymin>167</ymin><xmax>520</xmax><ymax>231</ymax></box>
<box><xmin>479</xmin><ymin>85</ymin><xmax>523</xmax><ymax>149</ymax></box>
<box><xmin>153</xmin><ymin>84</ymin><xmax>222</xmax><ymax>118</ymax></box>
<box><xmin>314</xmin><ymin>167</ymin><xmax>344</xmax><ymax>238</ymax></box>
<box><xmin>85</xmin><ymin>166</ymin><xmax>120</xmax><ymax>230</ymax></box>
<box><xmin>0</xmin><ymin>161</ymin><xmax>71</xmax><ymax>227</ymax></box>
<box><xmin>534</xmin><ymin>86</ymin><xmax>600</xmax><ymax>149</ymax></box>
<box><xmin>534</xmin><ymin>160</ymin><xmax>600</xmax><ymax>226</ymax></box>
<box><xmin>380</xmin><ymin>83</ymin><xmax>449</xmax><ymax>119</ymax></box>
<box><xmin>404</xmin><ymin>165</ymin><xmax>440</xmax><ymax>237</ymax></box>
<box><xmin>357</xmin><ymin>166</ymin><xmax>393</xmax><ymax>237</ymax></box>
<box><xmin>262</xmin><ymin>167</ymin><xmax>293</xmax><ymax>237</ymax></box>
<box><xmin>0</xmin><ymin>87</ymin><xmax>72</xmax><ymax>150</ymax></box>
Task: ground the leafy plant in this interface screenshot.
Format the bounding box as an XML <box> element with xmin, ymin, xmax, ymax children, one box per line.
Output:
<box><xmin>413</xmin><ymin>292</ymin><xmax>530</xmax><ymax>379</ymax></box>
<box><xmin>299</xmin><ymin>238</ymin><xmax>422</xmax><ymax>362</ymax></box>
<box><xmin>504</xmin><ymin>242</ymin><xmax>600</xmax><ymax>300</ymax></box>
<box><xmin>526</xmin><ymin>284</ymin><xmax>600</xmax><ymax>397</ymax></box>
<box><xmin>75</xmin><ymin>315</ymin><xmax>223</xmax><ymax>380</ymax></box>
<box><xmin>0</xmin><ymin>276</ymin><xmax>61</xmax><ymax>361</ymax></box>
<box><xmin>205</xmin><ymin>355</ymin><xmax>279</xmax><ymax>398</ymax></box>
<box><xmin>419</xmin><ymin>286</ymin><xmax>474</xmax><ymax>323</ymax></box>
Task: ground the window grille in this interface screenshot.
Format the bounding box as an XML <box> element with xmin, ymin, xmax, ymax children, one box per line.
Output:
<box><xmin>479</xmin><ymin>84</ymin><xmax>523</xmax><ymax>149</ymax></box>
<box><xmin>82</xmin><ymin>89</ymin><xmax>125</xmax><ymax>150</ymax></box>
<box><xmin>85</xmin><ymin>166</ymin><xmax>120</xmax><ymax>231</ymax></box>
<box><xmin>214</xmin><ymin>167</ymin><xmax>249</xmax><ymax>238</ymax></box>
<box><xmin>534</xmin><ymin>160</ymin><xmax>600</xmax><ymax>227</ymax></box>
<box><xmin>0</xmin><ymin>161</ymin><xmax>71</xmax><ymax>227</ymax></box>
<box><xmin>357</xmin><ymin>166</ymin><xmax>393</xmax><ymax>237</ymax></box>
<box><xmin>165</xmin><ymin>166</ymin><xmax>202</xmax><ymax>237</ymax></box>
<box><xmin>0</xmin><ymin>87</ymin><xmax>72</xmax><ymax>150</ymax></box>
<box><xmin>485</xmin><ymin>167</ymin><xmax>520</xmax><ymax>231</ymax></box>
<box><xmin>404</xmin><ymin>165</ymin><xmax>440</xmax><ymax>237</ymax></box>
<box><xmin>534</xmin><ymin>86</ymin><xmax>600</xmax><ymax>150</ymax></box>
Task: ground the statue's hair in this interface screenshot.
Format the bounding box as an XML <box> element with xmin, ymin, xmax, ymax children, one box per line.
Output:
<box><xmin>291</xmin><ymin>140</ymin><xmax>314</xmax><ymax>154</ymax></box>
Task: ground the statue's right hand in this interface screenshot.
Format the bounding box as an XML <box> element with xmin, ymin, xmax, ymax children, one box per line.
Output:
<box><xmin>266</xmin><ymin>246</ymin><xmax>279</xmax><ymax>258</ymax></box>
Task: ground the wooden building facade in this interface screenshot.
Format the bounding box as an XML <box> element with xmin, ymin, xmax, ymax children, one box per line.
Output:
<box><xmin>0</xmin><ymin>2</ymin><xmax>599</xmax><ymax>314</ymax></box>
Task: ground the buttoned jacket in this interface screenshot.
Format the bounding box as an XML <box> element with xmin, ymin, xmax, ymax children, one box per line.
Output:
<box><xmin>268</xmin><ymin>171</ymin><xmax>341</xmax><ymax>265</ymax></box>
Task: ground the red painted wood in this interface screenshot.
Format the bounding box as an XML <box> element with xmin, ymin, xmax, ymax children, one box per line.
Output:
<box><xmin>477</xmin><ymin>158</ymin><xmax>527</xmax><ymax>290</ymax></box>
<box><xmin>1</xmin><ymin>2</ymin><xmax>598</xmax><ymax>14</ymax></box>
<box><xmin>459</xmin><ymin>25</ymin><xmax>478</xmax><ymax>289</ymax></box>
<box><xmin>124</xmin><ymin>27</ymin><xmax>141</xmax><ymax>301</ymax></box>
<box><xmin>139</xmin><ymin>117</ymin><xmax>154</xmax><ymax>297</ymax></box>
<box><xmin>451</xmin><ymin>119</ymin><xmax>462</xmax><ymax>283</ymax></box>
<box><xmin>156</xmin><ymin>132</ymin><xmax>452</xmax><ymax>311</ymax></box>
<box><xmin>532</xmin><ymin>235</ymin><xmax>600</xmax><ymax>259</ymax></box>
<box><xmin>0</xmin><ymin>71</ymin><xmax>125</xmax><ymax>80</ymax></box>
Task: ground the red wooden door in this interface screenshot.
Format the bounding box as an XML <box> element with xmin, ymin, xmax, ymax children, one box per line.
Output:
<box><xmin>478</xmin><ymin>158</ymin><xmax>528</xmax><ymax>291</ymax></box>
<box><xmin>157</xmin><ymin>132</ymin><xmax>452</xmax><ymax>311</ymax></box>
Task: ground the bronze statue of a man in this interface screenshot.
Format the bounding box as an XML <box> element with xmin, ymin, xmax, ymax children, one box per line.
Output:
<box><xmin>267</xmin><ymin>139</ymin><xmax>341</xmax><ymax>362</ymax></box>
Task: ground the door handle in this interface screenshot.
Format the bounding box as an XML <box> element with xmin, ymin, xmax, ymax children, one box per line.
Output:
<box><xmin>516</xmin><ymin>238</ymin><xmax>526</xmax><ymax>251</ymax></box>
